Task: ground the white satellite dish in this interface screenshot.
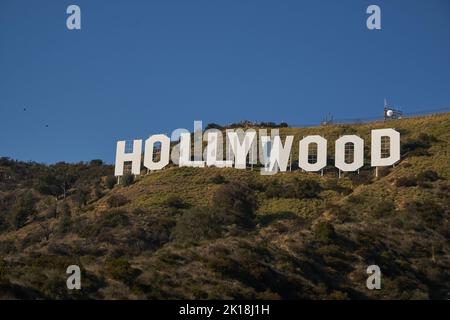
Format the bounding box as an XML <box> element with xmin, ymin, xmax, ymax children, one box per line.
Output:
<box><xmin>386</xmin><ymin>109</ymin><xmax>394</xmax><ymax>117</ymax></box>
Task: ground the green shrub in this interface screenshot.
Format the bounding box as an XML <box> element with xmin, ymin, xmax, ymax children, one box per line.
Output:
<box><xmin>172</xmin><ymin>207</ymin><xmax>222</xmax><ymax>243</ymax></box>
<box><xmin>74</xmin><ymin>186</ymin><xmax>90</xmax><ymax>208</ymax></box>
<box><xmin>329</xmin><ymin>204</ymin><xmax>354</xmax><ymax>223</ymax></box>
<box><xmin>295</xmin><ymin>179</ymin><xmax>322</xmax><ymax>198</ymax></box>
<box><xmin>314</xmin><ymin>222</ymin><xmax>336</xmax><ymax>243</ymax></box>
<box><xmin>328</xmin><ymin>290</ymin><xmax>349</xmax><ymax>300</ymax></box>
<box><xmin>372</xmin><ymin>200</ymin><xmax>396</xmax><ymax>218</ymax></box>
<box><xmin>324</xmin><ymin>179</ymin><xmax>354</xmax><ymax>194</ymax></box>
<box><xmin>212</xmin><ymin>183</ymin><xmax>257</xmax><ymax>228</ymax></box>
<box><xmin>106</xmin><ymin>194</ymin><xmax>129</xmax><ymax>208</ymax></box>
<box><xmin>131</xmin><ymin>218</ymin><xmax>175</xmax><ymax>251</ymax></box>
<box><xmin>57</xmin><ymin>202</ymin><xmax>72</xmax><ymax>234</ymax></box>
<box><xmin>120</xmin><ymin>173</ymin><xmax>134</xmax><ymax>187</ymax></box>
<box><xmin>396</xmin><ymin>176</ymin><xmax>417</xmax><ymax>187</ymax></box>
<box><xmin>265</xmin><ymin>180</ymin><xmax>283</xmax><ymax>198</ymax></box>
<box><xmin>247</xmin><ymin>179</ymin><xmax>266</xmax><ymax>192</ymax></box>
<box><xmin>0</xmin><ymin>258</ymin><xmax>7</xmax><ymax>280</ymax></box>
<box><xmin>417</xmin><ymin>170</ymin><xmax>439</xmax><ymax>185</ymax></box>
<box><xmin>105</xmin><ymin>176</ymin><xmax>117</xmax><ymax>189</ymax></box>
<box><xmin>210</xmin><ymin>174</ymin><xmax>226</xmax><ymax>184</ymax></box>
<box><xmin>404</xmin><ymin>200</ymin><xmax>443</xmax><ymax>229</ymax></box>
<box><xmin>418</xmin><ymin>133</ymin><xmax>438</xmax><ymax>143</ymax></box>
<box><xmin>266</xmin><ymin>178</ymin><xmax>322</xmax><ymax>199</ymax></box>
<box><xmin>94</xmin><ymin>184</ymin><xmax>104</xmax><ymax>199</ymax></box>
<box><xmin>8</xmin><ymin>191</ymin><xmax>36</xmax><ymax>230</ymax></box>
<box><xmin>100</xmin><ymin>210</ymin><xmax>130</xmax><ymax>228</ymax></box>
<box><xmin>104</xmin><ymin>258</ymin><xmax>140</xmax><ymax>285</ymax></box>
<box><xmin>401</xmin><ymin>133</ymin><xmax>437</xmax><ymax>157</ymax></box>
<box><xmin>165</xmin><ymin>195</ymin><xmax>189</xmax><ymax>209</ymax></box>
<box><xmin>349</xmin><ymin>171</ymin><xmax>372</xmax><ymax>186</ymax></box>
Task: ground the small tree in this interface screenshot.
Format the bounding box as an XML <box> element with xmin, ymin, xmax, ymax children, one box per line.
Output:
<box><xmin>104</xmin><ymin>258</ymin><xmax>140</xmax><ymax>285</ymax></box>
<box><xmin>405</xmin><ymin>200</ymin><xmax>443</xmax><ymax>229</ymax></box>
<box><xmin>295</xmin><ymin>179</ymin><xmax>322</xmax><ymax>198</ymax></box>
<box><xmin>396</xmin><ymin>176</ymin><xmax>417</xmax><ymax>187</ymax></box>
<box><xmin>105</xmin><ymin>176</ymin><xmax>117</xmax><ymax>189</ymax></box>
<box><xmin>417</xmin><ymin>170</ymin><xmax>439</xmax><ymax>184</ymax></box>
<box><xmin>121</xmin><ymin>174</ymin><xmax>134</xmax><ymax>187</ymax></box>
<box><xmin>212</xmin><ymin>183</ymin><xmax>257</xmax><ymax>229</ymax></box>
<box><xmin>75</xmin><ymin>186</ymin><xmax>90</xmax><ymax>208</ymax></box>
<box><xmin>210</xmin><ymin>174</ymin><xmax>226</xmax><ymax>184</ymax></box>
<box><xmin>106</xmin><ymin>194</ymin><xmax>129</xmax><ymax>208</ymax></box>
<box><xmin>314</xmin><ymin>222</ymin><xmax>336</xmax><ymax>243</ymax></box>
<box><xmin>48</xmin><ymin>202</ymin><xmax>58</xmax><ymax>219</ymax></box>
<box><xmin>265</xmin><ymin>180</ymin><xmax>282</xmax><ymax>198</ymax></box>
<box><xmin>94</xmin><ymin>184</ymin><xmax>104</xmax><ymax>199</ymax></box>
<box><xmin>39</xmin><ymin>223</ymin><xmax>53</xmax><ymax>241</ymax></box>
<box><xmin>372</xmin><ymin>200</ymin><xmax>395</xmax><ymax>218</ymax></box>
<box><xmin>89</xmin><ymin>159</ymin><xmax>103</xmax><ymax>166</ymax></box>
<box><xmin>57</xmin><ymin>202</ymin><xmax>72</xmax><ymax>234</ymax></box>
<box><xmin>172</xmin><ymin>207</ymin><xmax>222</xmax><ymax>243</ymax></box>
<box><xmin>9</xmin><ymin>191</ymin><xmax>36</xmax><ymax>230</ymax></box>
<box><xmin>165</xmin><ymin>195</ymin><xmax>189</xmax><ymax>209</ymax></box>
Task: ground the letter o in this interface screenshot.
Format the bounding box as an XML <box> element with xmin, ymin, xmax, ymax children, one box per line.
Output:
<box><xmin>335</xmin><ymin>135</ymin><xmax>364</xmax><ymax>172</ymax></box>
<box><xmin>298</xmin><ymin>136</ymin><xmax>327</xmax><ymax>171</ymax></box>
<box><xmin>144</xmin><ymin>134</ymin><xmax>170</xmax><ymax>171</ymax></box>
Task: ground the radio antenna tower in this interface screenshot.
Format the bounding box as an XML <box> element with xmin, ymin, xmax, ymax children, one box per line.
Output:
<box><xmin>384</xmin><ymin>98</ymin><xmax>403</xmax><ymax>120</ymax></box>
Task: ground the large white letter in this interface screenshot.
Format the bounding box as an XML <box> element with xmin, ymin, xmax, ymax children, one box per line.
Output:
<box><xmin>114</xmin><ymin>140</ymin><xmax>142</xmax><ymax>176</ymax></box>
<box><xmin>144</xmin><ymin>134</ymin><xmax>170</xmax><ymax>171</ymax></box>
<box><xmin>298</xmin><ymin>136</ymin><xmax>327</xmax><ymax>172</ymax></box>
<box><xmin>170</xmin><ymin>128</ymin><xmax>190</xmax><ymax>165</ymax></box>
<box><xmin>260</xmin><ymin>135</ymin><xmax>294</xmax><ymax>173</ymax></box>
<box><xmin>179</xmin><ymin>133</ymin><xmax>205</xmax><ymax>167</ymax></box>
<box><xmin>258</xmin><ymin>129</ymin><xmax>279</xmax><ymax>165</ymax></box>
<box><xmin>227</xmin><ymin>131</ymin><xmax>257</xmax><ymax>169</ymax></box>
<box><xmin>66</xmin><ymin>5</ymin><xmax>81</xmax><ymax>30</ymax></box>
<box><xmin>193</xmin><ymin>120</ymin><xmax>203</xmax><ymax>161</ymax></box>
<box><xmin>335</xmin><ymin>135</ymin><xmax>364</xmax><ymax>172</ymax></box>
<box><xmin>371</xmin><ymin>129</ymin><xmax>400</xmax><ymax>167</ymax></box>
<box><xmin>205</xmin><ymin>131</ymin><xmax>233</xmax><ymax>168</ymax></box>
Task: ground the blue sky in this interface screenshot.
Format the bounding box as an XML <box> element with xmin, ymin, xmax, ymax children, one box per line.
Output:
<box><xmin>1</xmin><ymin>0</ymin><xmax>449</xmax><ymax>164</ymax></box>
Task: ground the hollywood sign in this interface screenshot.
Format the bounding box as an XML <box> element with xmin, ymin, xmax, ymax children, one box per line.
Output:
<box><xmin>114</xmin><ymin>124</ymin><xmax>400</xmax><ymax>176</ymax></box>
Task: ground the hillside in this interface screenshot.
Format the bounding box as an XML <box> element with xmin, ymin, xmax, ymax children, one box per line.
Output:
<box><xmin>0</xmin><ymin>113</ymin><xmax>449</xmax><ymax>299</ymax></box>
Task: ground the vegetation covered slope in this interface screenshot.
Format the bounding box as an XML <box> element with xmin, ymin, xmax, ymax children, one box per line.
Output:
<box><xmin>0</xmin><ymin>113</ymin><xmax>449</xmax><ymax>299</ymax></box>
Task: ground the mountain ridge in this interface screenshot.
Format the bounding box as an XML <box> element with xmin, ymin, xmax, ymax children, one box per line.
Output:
<box><xmin>0</xmin><ymin>112</ymin><xmax>449</xmax><ymax>299</ymax></box>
